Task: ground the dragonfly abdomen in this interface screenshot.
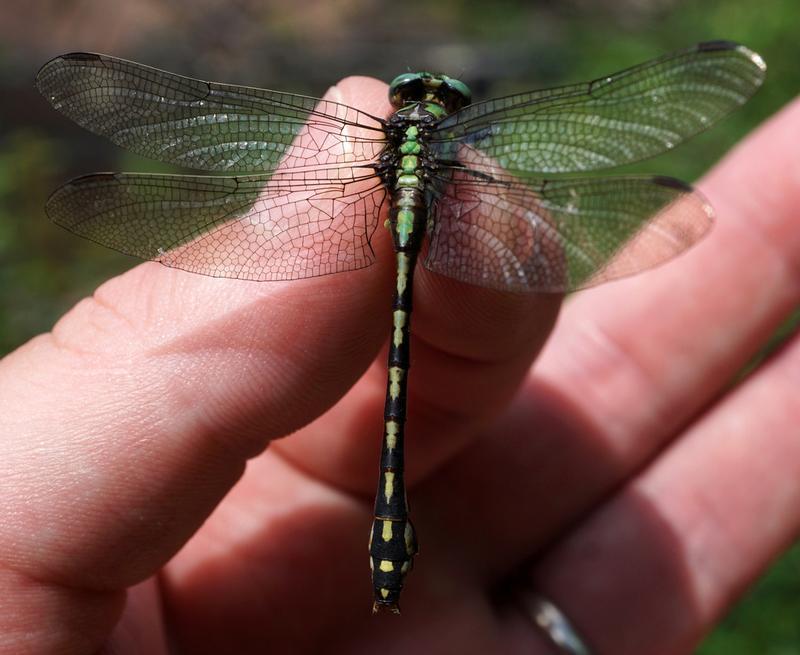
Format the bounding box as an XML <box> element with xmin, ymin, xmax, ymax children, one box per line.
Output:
<box><xmin>369</xmin><ymin>115</ymin><xmax>434</xmax><ymax>612</ymax></box>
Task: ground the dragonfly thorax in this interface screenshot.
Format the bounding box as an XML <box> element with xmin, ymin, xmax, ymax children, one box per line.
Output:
<box><xmin>388</xmin><ymin>72</ymin><xmax>471</xmax><ymax>114</ymax></box>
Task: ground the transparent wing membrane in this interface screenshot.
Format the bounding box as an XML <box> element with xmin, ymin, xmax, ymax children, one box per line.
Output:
<box><xmin>36</xmin><ymin>52</ymin><xmax>387</xmax><ymax>174</ymax></box>
<box><xmin>425</xmin><ymin>172</ymin><xmax>712</xmax><ymax>292</ymax></box>
<box><xmin>39</xmin><ymin>44</ymin><xmax>762</xmax><ymax>292</ymax></box>
<box><xmin>46</xmin><ymin>172</ymin><xmax>386</xmax><ymax>281</ymax></box>
<box><xmin>432</xmin><ymin>41</ymin><xmax>765</xmax><ymax>176</ymax></box>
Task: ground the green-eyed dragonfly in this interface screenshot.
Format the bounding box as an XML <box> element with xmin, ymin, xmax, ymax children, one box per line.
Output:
<box><xmin>36</xmin><ymin>41</ymin><xmax>765</xmax><ymax>613</ymax></box>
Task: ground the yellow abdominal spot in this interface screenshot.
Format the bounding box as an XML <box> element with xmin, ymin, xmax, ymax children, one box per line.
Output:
<box><xmin>381</xmin><ymin>588</ymin><xmax>390</xmax><ymax>599</ymax></box>
<box><xmin>379</xmin><ymin>560</ymin><xmax>394</xmax><ymax>572</ymax></box>
<box><xmin>389</xmin><ymin>366</ymin><xmax>404</xmax><ymax>399</ymax></box>
<box><xmin>382</xmin><ymin>520</ymin><xmax>393</xmax><ymax>542</ymax></box>
<box><xmin>385</xmin><ymin>420</ymin><xmax>398</xmax><ymax>450</ymax></box>
<box><xmin>384</xmin><ymin>470</ymin><xmax>395</xmax><ymax>502</ymax></box>
<box><xmin>392</xmin><ymin>310</ymin><xmax>407</xmax><ymax>347</ymax></box>
<box><xmin>396</xmin><ymin>252</ymin><xmax>410</xmax><ymax>296</ymax></box>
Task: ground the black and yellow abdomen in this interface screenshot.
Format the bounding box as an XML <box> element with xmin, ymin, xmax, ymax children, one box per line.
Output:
<box><xmin>369</xmin><ymin>119</ymin><xmax>428</xmax><ymax>613</ymax></box>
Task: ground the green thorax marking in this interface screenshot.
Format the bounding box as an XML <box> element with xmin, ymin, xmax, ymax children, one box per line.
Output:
<box><xmin>395</xmin><ymin>126</ymin><xmax>422</xmax><ymax>186</ymax></box>
<box><xmin>392</xmin><ymin>125</ymin><xmax>427</xmax><ymax>246</ymax></box>
<box><xmin>422</xmin><ymin>102</ymin><xmax>446</xmax><ymax>118</ymax></box>
<box><xmin>400</xmin><ymin>155</ymin><xmax>418</xmax><ymax>174</ymax></box>
<box><xmin>400</xmin><ymin>140</ymin><xmax>421</xmax><ymax>155</ymax></box>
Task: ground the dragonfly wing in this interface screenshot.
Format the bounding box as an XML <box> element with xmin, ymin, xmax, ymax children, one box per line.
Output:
<box><xmin>36</xmin><ymin>52</ymin><xmax>387</xmax><ymax>175</ymax></box>
<box><xmin>46</xmin><ymin>171</ymin><xmax>386</xmax><ymax>281</ymax></box>
<box><xmin>424</xmin><ymin>172</ymin><xmax>712</xmax><ymax>293</ymax></box>
<box><xmin>432</xmin><ymin>41</ymin><xmax>765</xmax><ymax>175</ymax></box>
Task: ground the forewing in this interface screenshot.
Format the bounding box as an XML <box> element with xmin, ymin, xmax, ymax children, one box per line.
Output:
<box><xmin>432</xmin><ymin>41</ymin><xmax>765</xmax><ymax>175</ymax></box>
<box><xmin>36</xmin><ymin>52</ymin><xmax>387</xmax><ymax>174</ymax></box>
<box><xmin>46</xmin><ymin>172</ymin><xmax>386</xmax><ymax>281</ymax></box>
<box><xmin>425</xmin><ymin>172</ymin><xmax>712</xmax><ymax>293</ymax></box>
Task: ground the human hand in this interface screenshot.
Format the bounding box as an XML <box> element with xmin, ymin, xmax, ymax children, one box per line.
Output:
<box><xmin>1</xmin><ymin>79</ymin><xmax>797</xmax><ymax>655</ymax></box>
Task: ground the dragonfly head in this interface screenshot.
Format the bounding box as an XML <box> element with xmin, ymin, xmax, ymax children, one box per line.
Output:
<box><xmin>388</xmin><ymin>72</ymin><xmax>472</xmax><ymax>113</ymax></box>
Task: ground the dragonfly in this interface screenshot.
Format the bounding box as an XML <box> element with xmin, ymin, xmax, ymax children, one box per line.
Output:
<box><xmin>36</xmin><ymin>40</ymin><xmax>765</xmax><ymax>613</ymax></box>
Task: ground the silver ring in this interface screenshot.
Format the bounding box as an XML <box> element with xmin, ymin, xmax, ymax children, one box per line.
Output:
<box><xmin>518</xmin><ymin>591</ymin><xmax>593</xmax><ymax>655</ymax></box>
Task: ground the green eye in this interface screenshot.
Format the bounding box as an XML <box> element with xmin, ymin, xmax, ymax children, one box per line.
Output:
<box><xmin>443</xmin><ymin>76</ymin><xmax>472</xmax><ymax>104</ymax></box>
<box><xmin>389</xmin><ymin>73</ymin><xmax>420</xmax><ymax>93</ymax></box>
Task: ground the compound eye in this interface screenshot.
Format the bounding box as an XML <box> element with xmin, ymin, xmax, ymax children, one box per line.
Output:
<box><xmin>442</xmin><ymin>76</ymin><xmax>472</xmax><ymax>106</ymax></box>
<box><xmin>388</xmin><ymin>74</ymin><xmax>425</xmax><ymax>107</ymax></box>
<box><xmin>389</xmin><ymin>73</ymin><xmax>418</xmax><ymax>91</ymax></box>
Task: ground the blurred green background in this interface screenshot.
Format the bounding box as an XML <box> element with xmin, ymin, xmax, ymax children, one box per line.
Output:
<box><xmin>0</xmin><ymin>0</ymin><xmax>797</xmax><ymax>651</ymax></box>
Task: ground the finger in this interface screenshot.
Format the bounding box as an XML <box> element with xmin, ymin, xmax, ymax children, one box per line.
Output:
<box><xmin>507</xmin><ymin>330</ymin><xmax>800</xmax><ymax>655</ymax></box>
<box><xmin>535</xmin><ymin>95</ymin><xmax>800</xmax><ymax>459</ymax></box>
<box><xmin>273</xmin><ymin>270</ymin><xmax>561</xmax><ymax>495</ymax></box>
<box><xmin>416</xmin><ymin>97</ymin><xmax>800</xmax><ymax>575</ymax></box>
<box><xmin>0</xmin><ymin>77</ymin><xmax>394</xmax><ymax>649</ymax></box>
<box><xmin>105</xmin><ymin>580</ymin><xmax>169</xmax><ymax>655</ymax></box>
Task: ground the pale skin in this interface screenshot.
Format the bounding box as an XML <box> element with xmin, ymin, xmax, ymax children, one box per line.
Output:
<box><xmin>0</xmin><ymin>77</ymin><xmax>798</xmax><ymax>655</ymax></box>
